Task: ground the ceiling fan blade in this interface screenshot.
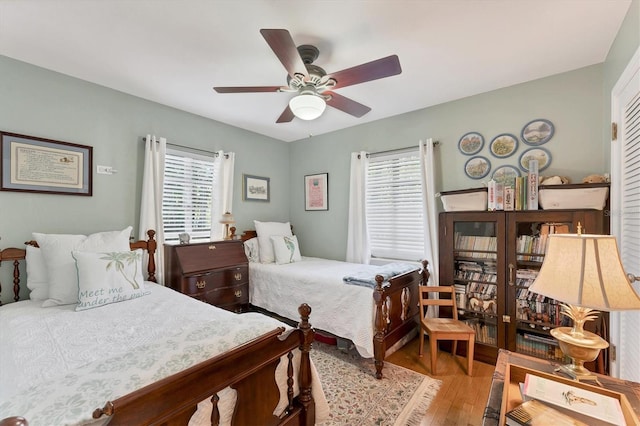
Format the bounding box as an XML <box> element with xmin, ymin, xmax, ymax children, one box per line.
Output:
<box><xmin>276</xmin><ymin>105</ymin><xmax>295</xmax><ymax>123</ymax></box>
<box><xmin>328</xmin><ymin>55</ymin><xmax>401</xmax><ymax>90</ymax></box>
<box><xmin>325</xmin><ymin>91</ymin><xmax>371</xmax><ymax>118</ymax></box>
<box><xmin>260</xmin><ymin>29</ymin><xmax>308</xmax><ymax>79</ymax></box>
<box><xmin>214</xmin><ymin>86</ymin><xmax>282</xmax><ymax>93</ymax></box>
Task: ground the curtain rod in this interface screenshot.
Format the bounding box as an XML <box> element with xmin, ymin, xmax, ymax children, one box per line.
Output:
<box><xmin>360</xmin><ymin>140</ymin><xmax>440</xmax><ymax>158</ymax></box>
<box><xmin>142</xmin><ymin>137</ymin><xmax>228</xmax><ymax>158</ymax></box>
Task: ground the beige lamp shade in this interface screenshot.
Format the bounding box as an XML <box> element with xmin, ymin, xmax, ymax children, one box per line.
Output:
<box><xmin>219</xmin><ymin>212</ymin><xmax>235</xmax><ymax>224</ymax></box>
<box><xmin>529</xmin><ymin>234</ymin><xmax>640</xmax><ymax>311</ymax></box>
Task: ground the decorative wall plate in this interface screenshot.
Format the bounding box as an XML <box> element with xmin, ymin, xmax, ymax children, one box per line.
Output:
<box><xmin>465</xmin><ymin>156</ymin><xmax>491</xmax><ymax>179</ymax></box>
<box><xmin>492</xmin><ymin>165</ymin><xmax>520</xmax><ymax>187</ymax></box>
<box><xmin>490</xmin><ymin>133</ymin><xmax>519</xmax><ymax>158</ymax></box>
<box><xmin>521</xmin><ymin>119</ymin><xmax>554</xmax><ymax>145</ymax></box>
<box><xmin>458</xmin><ymin>132</ymin><xmax>484</xmax><ymax>155</ymax></box>
<box><xmin>519</xmin><ymin>147</ymin><xmax>552</xmax><ymax>172</ymax></box>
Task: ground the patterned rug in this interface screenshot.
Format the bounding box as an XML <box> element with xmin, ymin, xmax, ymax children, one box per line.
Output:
<box><xmin>312</xmin><ymin>342</ymin><xmax>442</xmax><ymax>426</ymax></box>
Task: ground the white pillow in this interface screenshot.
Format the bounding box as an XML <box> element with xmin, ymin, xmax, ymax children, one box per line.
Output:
<box><xmin>243</xmin><ymin>237</ymin><xmax>260</xmax><ymax>263</ymax></box>
<box><xmin>34</xmin><ymin>226</ymin><xmax>133</xmax><ymax>307</ymax></box>
<box><xmin>254</xmin><ymin>221</ymin><xmax>292</xmax><ymax>264</ymax></box>
<box><xmin>270</xmin><ymin>235</ymin><xmax>302</xmax><ymax>265</ymax></box>
<box><xmin>25</xmin><ymin>246</ymin><xmax>49</xmax><ymax>301</ymax></box>
<box><xmin>73</xmin><ymin>249</ymin><xmax>149</xmax><ymax>311</ymax></box>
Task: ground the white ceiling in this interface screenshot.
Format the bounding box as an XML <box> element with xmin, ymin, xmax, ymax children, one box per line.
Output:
<box><xmin>0</xmin><ymin>1</ymin><xmax>631</xmax><ymax>142</ymax></box>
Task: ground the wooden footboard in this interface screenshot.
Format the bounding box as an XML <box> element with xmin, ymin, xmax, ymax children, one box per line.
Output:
<box><xmin>93</xmin><ymin>304</ymin><xmax>315</xmax><ymax>426</ymax></box>
<box><xmin>373</xmin><ymin>260</ymin><xmax>429</xmax><ymax>379</ymax></box>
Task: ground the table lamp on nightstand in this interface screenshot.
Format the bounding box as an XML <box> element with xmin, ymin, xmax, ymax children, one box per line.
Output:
<box><xmin>219</xmin><ymin>212</ymin><xmax>236</xmax><ymax>240</ymax></box>
<box><xmin>528</xmin><ymin>231</ymin><xmax>640</xmax><ymax>381</ymax></box>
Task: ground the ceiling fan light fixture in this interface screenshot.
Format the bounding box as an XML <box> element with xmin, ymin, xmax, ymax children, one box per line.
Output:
<box><xmin>289</xmin><ymin>92</ymin><xmax>326</xmax><ymax>120</ymax></box>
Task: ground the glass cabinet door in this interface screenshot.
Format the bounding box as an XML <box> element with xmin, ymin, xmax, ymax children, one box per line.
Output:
<box><xmin>444</xmin><ymin>212</ymin><xmax>506</xmax><ymax>362</ymax></box>
<box><xmin>507</xmin><ymin>211</ymin><xmax>581</xmax><ymax>362</ymax></box>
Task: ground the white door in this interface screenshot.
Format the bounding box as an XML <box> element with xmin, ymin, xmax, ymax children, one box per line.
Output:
<box><xmin>610</xmin><ymin>45</ymin><xmax>640</xmax><ymax>381</ymax></box>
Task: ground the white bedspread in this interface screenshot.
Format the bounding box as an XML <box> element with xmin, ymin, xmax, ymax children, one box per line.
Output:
<box><xmin>250</xmin><ymin>257</ymin><xmax>413</xmax><ymax>358</ymax></box>
<box><xmin>0</xmin><ymin>283</ymin><xmax>328</xmax><ymax>425</ymax></box>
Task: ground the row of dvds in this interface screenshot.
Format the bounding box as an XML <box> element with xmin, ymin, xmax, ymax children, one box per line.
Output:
<box><xmin>463</xmin><ymin>319</ymin><xmax>497</xmax><ymax>345</ymax></box>
<box><xmin>516</xmin><ymin>333</ymin><xmax>570</xmax><ymax>362</ymax></box>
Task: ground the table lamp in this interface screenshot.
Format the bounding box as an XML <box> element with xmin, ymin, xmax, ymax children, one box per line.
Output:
<box><xmin>219</xmin><ymin>212</ymin><xmax>236</xmax><ymax>240</ymax></box>
<box><xmin>528</xmin><ymin>230</ymin><xmax>640</xmax><ymax>381</ymax></box>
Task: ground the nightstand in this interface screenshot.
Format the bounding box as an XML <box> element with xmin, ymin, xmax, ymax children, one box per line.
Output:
<box><xmin>164</xmin><ymin>240</ymin><xmax>249</xmax><ymax>313</ymax></box>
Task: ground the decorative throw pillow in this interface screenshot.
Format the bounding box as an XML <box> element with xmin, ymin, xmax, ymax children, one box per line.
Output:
<box><xmin>73</xmin><ymin>249</ymin><xmax>149</xmax><ymax>311</ymax></box>
<box><xmin>25</xmin><ymin>246</ymin><xmax>49</xmax><ymax>301</ymax></box>
<box><xmin>243</xmin><ymin>237</ymin><xmax>261</xmax><ymax>263</ymax></box>
<box><xmin>270</xmin><ymin>235</ymin><xmax>302</xmax><ymax>265</ymax></box>
<box><xmin>34</xmin><ymin>226</ymin><xmax>133</xmax><ymax>307</ymax></box>
<box><xmin>254</xmin><ymin>220</ymin><xmax>292</xmax><ymax>264</ymax></box>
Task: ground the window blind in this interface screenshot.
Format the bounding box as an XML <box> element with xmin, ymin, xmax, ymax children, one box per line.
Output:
<box><xmin>162</xmin><ymin>149</ymin><xmax>216</xmax><ymax>242</ymax></box>
<box><xmin>366</xmin><ymin>150</ymin><xmax>425</xmax><ymax>261</ymax></box>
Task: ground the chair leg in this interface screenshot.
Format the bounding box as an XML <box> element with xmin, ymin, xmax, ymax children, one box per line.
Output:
<box><xmin>466</xmin><ymin>335</ymin><xmax>475</xmax><ymax>376</ymax></box>
<box><xmin>430</xmin><ymin>338</ymin><xmax>438</xmax><ymax>375</ymax></box>
<box><xmin>452</xmin><ymin>341</ymin><xmax>458</xmax><ymax>357</ymax></box>
<box><xmin>419</xmin><ymin>330</ymin><xmax>424</xmax><ymax>357</ymax></box>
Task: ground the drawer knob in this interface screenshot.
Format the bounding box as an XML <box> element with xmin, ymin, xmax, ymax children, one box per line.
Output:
<box><xmin>235</xmin><ymin>289</ymin><xmax>243</xmax><ymax>298</ymax></box>
<box><xmin>234</xmin><ymin>272</ymin><xmax>242</xmax><ymax>281</ymax></box>
<box><xmin>196</xmin><ymin>280</ymin><xmax>206</xmax><ymax>289</ymax></box>
<box><xmin>208</xmin><ymin>245</ymin><xmax>216</xmax><ymax>250</ymax></box>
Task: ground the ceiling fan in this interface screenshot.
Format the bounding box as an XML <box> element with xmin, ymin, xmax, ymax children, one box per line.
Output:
<box><xmin>213</xmin><ymin>29</ymin><xmax>402</xmax><ymax>123</ymax></box>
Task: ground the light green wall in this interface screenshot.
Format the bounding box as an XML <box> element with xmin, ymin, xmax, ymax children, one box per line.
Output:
<box><xmin>0</xmin><ymin>56</ymin><xmax>291</xmax><ymax>303</ymax></box>
<box><xmin>290</xmin><ymin>65</ymin><xmax>606</xmax><ymax>260</ymax></box>
<box><xmin>1</xmin><ymin>0</ymin><xmax>638</xmax><ymax>303</ymax></box>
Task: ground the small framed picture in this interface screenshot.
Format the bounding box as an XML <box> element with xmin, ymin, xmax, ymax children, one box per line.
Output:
<box><xmin>243</xmin><ymin>174</ymin><xmax>270</xmax><ymax>202</ymax></box>
<box><xmin>304</xmin><ymin>173</ymin><xmax>328</xmax><ymax>211</ymax></box>
<box><xmin>489</xmin><ymin>133</ymin><xmax>518</xmax><ymax>158</ymax></box>
<box><xmin>521</xmin><ymin>119</ymin><xmax>554</xmax><ymax>145</ymax></box>
<box><xmin>458</xmin><ymin>132</ymin><xmax>484</xmax><ymax>155</ymax></box>
<box><xmin>519</xmin><ymin>147</ymin><xmax>552</xmax><ymax>172</ymax></box>
<box><xmin>464</xmin><ymin>156</ymin><xmax>491</xmax><ymax>179</ymax></box>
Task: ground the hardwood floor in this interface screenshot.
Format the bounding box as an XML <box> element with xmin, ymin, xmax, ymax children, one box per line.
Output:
<box><xmin>386</xmin><ymin>336</ymin><xmax>495</xmax><ymax>426</ymax></box>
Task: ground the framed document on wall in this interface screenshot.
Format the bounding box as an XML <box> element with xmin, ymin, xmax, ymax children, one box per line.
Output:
<box><xmin>304</xmin><ymin>173</ymin><xmax>328</xmax><ymax>211</ymax></box>
<box><xmin>0</xmin><ymin>131</ymin><xmax>93</xmax><ymax>196</ymax></box>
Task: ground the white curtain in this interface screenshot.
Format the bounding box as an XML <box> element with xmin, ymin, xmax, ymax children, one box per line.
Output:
<box><xmin>139</xmin><ymin>135</ymin><xmax>166</xmax><ymax>285</ymax></box>
<box><xmin>210</xmin><ymin>151</ymin><xmax>235</xmax><ymax>240</ymax></box>
<box><xmin>419</xmin><ymin>139</ymin><xmax>439</xmax><ymax>285</ymax></box>
<box><xmin>346</xmin><ymin>151</ymin><xmax>371</xmax><ymax>264</ymax></box>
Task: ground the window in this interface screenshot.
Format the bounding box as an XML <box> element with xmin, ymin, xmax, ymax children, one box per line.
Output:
<box><xmin>366</xmin><ymin>149</ymin><xmax>425</xmax><ymax>261</ymax></box>
<box><xmin>162</xmin><ymin>148</ymin><xmax>216</xmax><ymax>243</ymax></box>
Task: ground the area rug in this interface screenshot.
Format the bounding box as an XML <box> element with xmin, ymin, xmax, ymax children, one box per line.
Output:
<box><xmin>312</xmin><ymin>342</ymin><xmax>442</xmax><ymax>426</ymax></box>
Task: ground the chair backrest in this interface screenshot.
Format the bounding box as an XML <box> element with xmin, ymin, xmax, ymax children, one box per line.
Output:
<box><xmin>418</xmin><ymin>285</ymin><xmax>459</xmax><ymax>320</ymax></box>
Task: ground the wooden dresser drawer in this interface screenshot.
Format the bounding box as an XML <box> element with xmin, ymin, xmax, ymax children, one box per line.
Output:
<box><xmin>195</xmin><ymin>283</ymin><xmax>249</xmax><ymax>312</ymax></box>
<box><xmin>183</xmin><ymin>266</ymin><xmax>248</xmax><ymax>295</ymax></box>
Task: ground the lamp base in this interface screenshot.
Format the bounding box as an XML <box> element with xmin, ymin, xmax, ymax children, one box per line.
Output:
<box><xmin>551</xmin><ymin>326</ymin><xmax>608</xmax><ymax>384</ymax></box>
<box><xmin>554</xmin><ymin>364</ymin><xmax>602</xmax><ymax>386</ymax></box>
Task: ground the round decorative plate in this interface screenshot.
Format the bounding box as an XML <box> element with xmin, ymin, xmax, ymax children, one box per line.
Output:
<box><xmin>519</xmin><ymin>147</ymin><xmax>552</xmax><ymax>172</ymax></box>
<box><xmin>458</xmin><ymin>132</ymin><xmax>484</xmax><ymax>155</ymax></box>
<box><xmin>492</xmin><ymin>165</ymin><xmax>520</xmax><ymax>187</ymax></box>
<box><xmin>489</xmin><ymin>133</ymin><xmax>519</xmax><ymax>158</ymax></box>
<box><xmin>521</xmin><ymin>119</ymin><xmax>554</xmax><ymax>145</ymax></box>
<box><xmin>465</xmin><ymin>156</ymin><xmax>491</xmax><ymax>179</ymax></box>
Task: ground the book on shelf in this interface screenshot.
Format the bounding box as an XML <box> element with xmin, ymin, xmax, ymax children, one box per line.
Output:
<box><xmin>523</xmin><ymin>373</ymin><xmax>626</xmax><ymax>425</ymax></box>
<box><xmin>527</xmin><ymin>160</ymin><xmax>539</xmax><ymax>210</ymax></box>
<box><xmin>505</xmin><ymin>399</ymin><xmax>588</xmax><ymax>426</ymax></box>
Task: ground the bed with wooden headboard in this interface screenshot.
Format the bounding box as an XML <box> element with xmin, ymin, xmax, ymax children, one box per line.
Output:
<box><xmin>0</xmin><ymin>229</ymin><xmax>326</xmax><ymax>426</ymax></box>
<box><xmin>241</xmin><ymin>226</ymin><xmax>428</xmax><ymax>379</ymax></box>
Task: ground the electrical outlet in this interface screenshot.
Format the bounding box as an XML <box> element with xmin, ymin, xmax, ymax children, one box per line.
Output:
<box><xmin>97</xmin><ymin>165</ymin><xmax>113</xmax><ymax>175</ymax></box>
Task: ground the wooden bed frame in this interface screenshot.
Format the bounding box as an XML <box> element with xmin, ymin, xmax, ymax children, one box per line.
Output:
<box><xmin>0</xmin><ymin>230</ymin><xmax>316</xmax><ymax>426</ymax></box>
<box><xmin>241</xmin><ymin>230</ymin><xmax>429</xmax><ymax>379</ymax></box>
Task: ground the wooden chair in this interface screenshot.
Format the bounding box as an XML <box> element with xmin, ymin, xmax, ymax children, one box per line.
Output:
<box><xmin>418</xmin><ymin>284</ymin><xmax>475</xmax><ymax>375</ymax></box>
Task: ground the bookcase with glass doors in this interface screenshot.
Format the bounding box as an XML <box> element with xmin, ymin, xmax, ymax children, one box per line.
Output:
<box><xmin>438</xmin><ymin>209</ymin><xmax>608</xmax><ymax>371</ymax></box>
